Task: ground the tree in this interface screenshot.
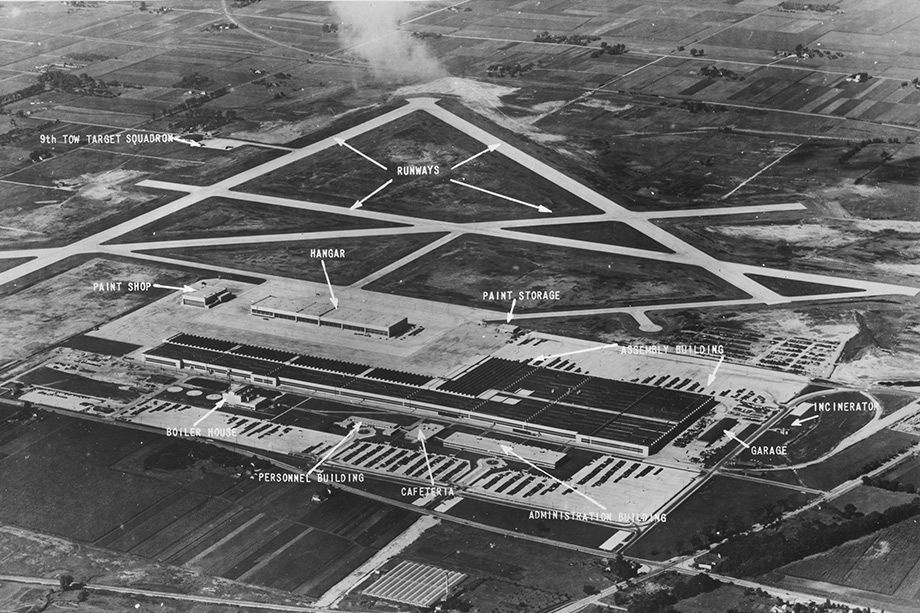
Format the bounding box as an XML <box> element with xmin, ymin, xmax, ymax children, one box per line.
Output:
<box><xmin>613</xmin><ymin>553</ymin><xmax>638</xmax><ymax>579</ymax></box>
<box><xmin>59</xmin><ymin>574</ymin><xmax>74</xmax><ymax>591</ymax></box>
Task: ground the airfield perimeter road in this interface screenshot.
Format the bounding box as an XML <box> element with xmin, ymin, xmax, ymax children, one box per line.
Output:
<box><xmin>0</xmin><ymin>97</ymin><xmax>915</xmax><ymax>334</ymax></box>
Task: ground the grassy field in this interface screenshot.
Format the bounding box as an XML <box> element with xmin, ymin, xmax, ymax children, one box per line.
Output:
<box><xmin>235</xmin><ymin>110</ymin><xmax>603</xmax><ymax>222</ymax></box>
<box><xmin>746</xmin><ymin>273</ymin><xmax>862</xmax><ymax>297</ymax></box>
<box><xmin>140</xmin><ymin>232</ymin><xmax>446</xmax><ymax>285</ymax></box>
<box><xmin>879</xmin><ymin>456</ymin><xmax>920</xmax><ymax>491</ymax></box>
<box><xmin>0</xmin><ymin>255</ymin><xmax>244</xmax><ymax>357</ymax></box>
<box><xmin>106</xmin><ymin>196</ymin><xmax>405</xmax><ymax>244</ymax></box>
<box><xmin>675</xmin><ymin>583</ymin><xmax>776</xmax><ymax>613</ymax></box>
<box><xmin>661</xmin><ymin>213</ymin><xmax>920</xmax><ymax>286</ymax></box>
<box><xmin>797</xmin><ymin>429</ymin><xmax>920</xmax><ymax>490</ymax></box>
<box><xmin>0</xmin><ymin>255</ymin><xmax>206</xmax><ymax>359</ymax></box>
<box><xmin>446</xmin><ymin>497</ymin><xmax>618</xmax><ymax>549</ymax></box>
<box><xmin>367</xmin><ymin>234</ymin><xmax>748</xmax><ymax>313</ymax></box>
<box><xmin>0</xmin><ymin>257</ymin><xmax>33</xmax><ymax>272</ymax></box>
<box><xmin>831</xmin><ymin>485</ymin><xmax>918</xmax><ymax>516</ymax></box>
<box><xmin>508</xmin><ymin>220</ymin><xmax>674</xmax><ymax>253</ymax></box>
<box><xmin>0</xmin><ymin>156</ymin><xmax>183</xmax><ymax>249</ymax></box>
<box><xmin>154</xmin><ymin>146</ymin><xmax>286</xmax><ymax>186</ymax></box>
<box><xmin>625</xmin><ymin>475</ymin><xmax>813</xmax><ymax>561</ymax></box>
<box><xmin>875</xmin><ymin>391</ymin><xmax>918</xmax><ymax>417</ymax></box>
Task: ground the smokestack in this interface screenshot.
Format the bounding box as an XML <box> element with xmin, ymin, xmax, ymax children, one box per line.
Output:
<box><xmin>329</xmin><ymin>1</ymin><xmax>445</xmax><ymax>82</ymax></box>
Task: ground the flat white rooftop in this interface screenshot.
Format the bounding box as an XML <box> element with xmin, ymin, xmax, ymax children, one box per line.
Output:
<box><xmin>187</xmin><ymin>285</ymin><xmax>228</xmax><ymax>300</ymax></box>
<box><xmin>443</xmin><ymin>431</ymin><xmax>565</xmax><ymax>466</ymax></box>
<box><xmin>252</xmin><ymin>294</ymin><xmax>406</xmax><ymax>329</ymax></box>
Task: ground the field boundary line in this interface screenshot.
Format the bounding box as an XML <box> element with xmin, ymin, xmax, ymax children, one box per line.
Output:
<box><xmin>722</xmin><ymin>144</ymin><xmax>802</xmax><ymax>200</ymax></box>
<box><xmin>237</xmin><ymin>527</ymin><xmax>313</xmax><ymax>583</ymax></box>
<box><xmin>186</xmin><ymin>512</ymin><xmax>265</xmax><ymax>565</ymax></box>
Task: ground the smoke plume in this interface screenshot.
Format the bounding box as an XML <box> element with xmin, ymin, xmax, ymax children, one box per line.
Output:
<box><xmin>329</xmin><ymin>1</ymin><xmax>445</xmax><ymax>81</ymax></box>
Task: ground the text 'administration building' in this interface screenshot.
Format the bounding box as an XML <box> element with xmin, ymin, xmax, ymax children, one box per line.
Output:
<box><xmin>141</xmin><ymin>333</ymin><xmax>718</xmax><ymax>457</ymax></box>
<box><xmin>250</xmin><ymin>295</ymin><xmax>411</xmax><ymax>338</ymax></box>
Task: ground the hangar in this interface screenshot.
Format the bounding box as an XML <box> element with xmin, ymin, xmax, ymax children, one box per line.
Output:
<box><xmin>250</xmin><ymin>295</ymin><xmax>411</xmax><ymax>338</ymax></box>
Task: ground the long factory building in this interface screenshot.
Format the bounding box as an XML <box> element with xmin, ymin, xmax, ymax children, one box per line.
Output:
<box><xmin>142</xmin><ymin>332</ymin><xmax>718</xmax><ymax>456</ymax></box>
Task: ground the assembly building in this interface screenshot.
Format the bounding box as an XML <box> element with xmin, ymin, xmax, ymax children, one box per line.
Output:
<box><xmin>141</xmin><ymin>333</ymin><xmax>717</xmax><ymax>457</ymax></box>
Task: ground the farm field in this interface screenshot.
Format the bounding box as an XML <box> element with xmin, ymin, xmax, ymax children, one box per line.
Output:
<box><xmin>235</xmin><ymin>110</ymin><xmax>603</xmax><ymax>222</ymax></box>
<box><xmin>0</xmin><ymin>412</ymin><xmax>418</xmax><ymax>599</ymax></box>
<box><xmin>139</xmin><ymin>232</ymin><xmax>447</xmax><ymax>285</ymax></box>
<box><xmin>624</xmin><ymin>476</ymin><xmax>812</xmax><ymax>561</ymax></box>
<box><xmin>367</xmin><ymin>234</ymin><xmax>748</xmax><ymax>313</ymax></box>
<box><xmin>107</xmin><ymin>196</ymin><xmax>405</xmax><ymax>244</ymax></box>
<box><xmin>780</xmin><ymin>516</ymin><xmax>920</xmax><ymax>603</ymax></box>
<box><xmin>0</xmin><ymin>525</ymin><xmax>318</xmax><ymax>611</ymax></box>
<box><xmin>0</xmin><ymin>417</ymin><xmax>174</xmax><ymax>541</ymax></box>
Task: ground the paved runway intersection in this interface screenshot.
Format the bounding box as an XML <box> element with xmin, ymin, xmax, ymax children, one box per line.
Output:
<box><xmin>0</xmin><ymin>97</ymin><xmax>915</xmax><ymax>331</ymax></box>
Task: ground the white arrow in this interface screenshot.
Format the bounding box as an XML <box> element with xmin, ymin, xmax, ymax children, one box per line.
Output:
<box><xmin>706</xmin><ymin>355</ymin><xmax>725</xmax><ymax>386</ymax></box>
<box><xmin>193</xmin><ymin>397</ymin><xmax>227</xmax><ymax>427</ymax></box>
<box><xmin>506</xmin><ymin>298</ymin><xmax>516</xmax><ymax>323</ymax></box>
<box><xmin>535</xmin><ymin>343</ymin><xmax>619</xmax><ymax>362</ymax></box>
<box><xmin>792</xmin><ymin>414</ymin><xmax>819</xmax><ymax>427</ymax></box>
<box><xmin>451</xmin><ymin>143</ymin><xmax>500</xmax><ymax>170</ymax></box>
<box><xmin>175</xmin><ymin>137</ymin><xmax>203</xmax><ymax>148</ymax></box>
<box><xmin>321</xmin><ymin>260</ymin><xmax>338</xmax><ymax>309</ymax></box>
<box><xmin>334</xmin><ymin>137</ymin><xmax>387</xmax><ymax>171</ymax></box>
<box><xmin>417</xmin><ymin>430</ymin><xmax>435</xmax><ymax>486</ymax></box>
<box><xmin>153</xmin><ymin>283</ymin><xmax>196</xmax><ymax>293</ymax></box>
<box><xmin>449</xmin><ymin>179</ymin><xmax>552</xmax><ymax>213</ymax></box>
<box><xmin>307</xmin><ymin>421</ymin><xmax>363</xmax><ymax>478</ymax></box>
<box><xmin>500</xmin><ymin>444</ymin><xmax>606</xmax><ymax>511</ymax></box>
<box><xmin>351</xmin><ymin>179</ymin><xmax>393</xmax><ymax>209</ymax></box>
<box><xmin>724</xmin><ymin>429</ymin><xmax>749</xmax><ymax>449</ymax></box>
